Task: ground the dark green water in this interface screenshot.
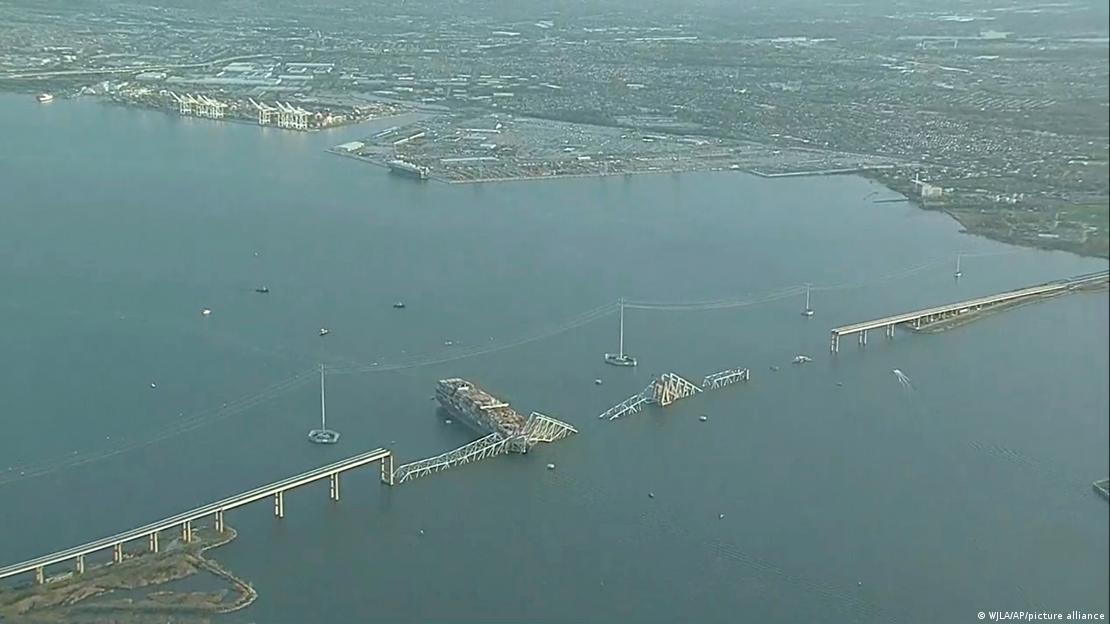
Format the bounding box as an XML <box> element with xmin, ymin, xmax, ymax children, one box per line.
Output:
<box><xmin>0</xmin><ymin>93</ymin><xmax>1106</xmax><ymax>623</ymax></box>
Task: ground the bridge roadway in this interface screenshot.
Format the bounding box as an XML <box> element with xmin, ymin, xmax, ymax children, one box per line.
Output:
<box><xmin>830</xmin><ymin>270</ymin><xmax>1109</xmax><ymax>352</ymax></box>
<box><xmin>0</xmin><ymin>448</ymin><xmax>393</xmax><ymax>584</ymax></box>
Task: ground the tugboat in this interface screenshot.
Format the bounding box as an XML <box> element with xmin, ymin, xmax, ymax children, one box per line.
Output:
<box><xmin>308</xmin><ymin>364</ymin><xmax>340</xmax><ymax>444</ymax></box>
<box><xmin>604</xmin><ymin>298</ymin><xmax>637</xmax><ymax>367</ymax></box>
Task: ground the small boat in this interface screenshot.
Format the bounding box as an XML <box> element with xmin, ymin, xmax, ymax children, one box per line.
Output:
<box><xmin>546</xmin><ymin>463</ymin><xmax>556</xmax><ymax>470</ymax></box>
<box><xmin>36</xmin><ymin>93</ymin><xmax>54</xmax><ymax>103</ymax></box>
<box><xmin>604</xmin><ymin>298</ymin><xmax>637</xmax><ymax>367</ymax></box>
<box><xmin>793</xmin><ymin>355</ymin><xmax>812</xmax><ymax>364</ymax></box>
<box><xmin>801</xmin><ymin>284</ymin><xmax>815</xmax><ymax>317</ymax></box>
<box><xmin>698</xmin><ymin>414</ymin><xmax>708</xmax><ymax>422</ymax></box>
<box><xmin>770</xmin><ymin>365</ymin><xmax>780</xmax><ymax>372</ymax></box>
<box><xmin>319</xmin><ymin>328</ymin><xmax>330</xmax><ymax>336</ymax></box>
<box><xmin>594</xmin><ymin>378</ymin><xmax>603</xmax><ymax>385</ymax></box>
<box><xmin>444</xmin><ymin>419</ymin><xmax>453</xmax><ymax>424</ymax></box>
<box><xmin>201</xmin><ymin>308</ymin><xmax>212</xmax><ymax>317</ymax></box>
<box><xmin>393</xmin><ymin>301</ymin><xmax>406</xmax><ymax>309</ymax></box>
<box><xmin>255</xmin><ymin>287</ymin><xmax>270</xmax><ymax>294</ymax></box>
<box><xmin>308</xmin><ymin>364</ymin><xmax>340</xmax><ymax>444</ymax></box>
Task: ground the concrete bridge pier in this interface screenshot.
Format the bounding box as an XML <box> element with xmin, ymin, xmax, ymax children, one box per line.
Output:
<box><xmin>329</xmin><ymin>473</ymin><xmax>341</xmax><ymax>501</ymax></box>
<box><xmin>858</xmin><ymin>330</ymin><xmax>868</xmax><ymax>346</ymax></box>
<box><xmin>148</xmin><ymin>532</ymin><xmax>159</xmax><ymax>553</ymax></box>
<box><xmin>274</xmin><ymin>491</ymin><xmax>285</xmax><ymax>518</ymax></box>
<box><xmin>34</xmin><ymin>566</ymin><xmax>43</xmax><ymax>584</ymax></box>
<box><xmin>215</xmin><ymin>510</ymin><xmax>225</xmax><ymax>533</ymax></box>
<box><xmin>830</xmin><ymin>334</ymin><xmax>840</xmax><ymax>353</ymax></box>
<box><xmin>76</xmin><ymin>555</ymin><xmax>85</xmax><ymax>574</ymax></box>
<box><xmin>381</xmin><ymin>454</ymin><xmax>394</xmax><ymax>486</ymax></box>
<box><xmin>885</xmin><ymin>324</ymin><xmax>896</xmax><ymax>338</ymax></box>
<box><xmin>181</xmin><ymin>520</ymin><xmax>192</xmax><ymax>543</ymax></box>
<box><xmin>112</xmin><ymin>543</ymin><xmax>123</xmax><ymax>563</ymax></box>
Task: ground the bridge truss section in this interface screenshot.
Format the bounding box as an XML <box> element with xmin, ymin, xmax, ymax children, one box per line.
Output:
<box><xmin>650</xmin><ymin>372</ymin><xmax>702</xmax><ymax>407</ymax></box>
<box><xmin>702</xmin><ymin>367</ymin><xmax>750</xmax><ymax>390</ymax></box>
<box><xmin>599</xmin><ymin>390</ymin><xmax>652</xmax><ymax>421</ymax></box>
<box><xmin>523</xmin><ymin>412</ymin><xmax>578</xmax><ymax>444</ymax></box>
<box><xmin>392</xmin><ymin>433</ymin><xmax>515</xmax><ymax>485</ymax></box>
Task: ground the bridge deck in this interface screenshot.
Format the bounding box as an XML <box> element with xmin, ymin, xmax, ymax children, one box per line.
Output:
<box><xmin>0</xmin><ymin>448</ymin><xmax>390</xmax><ymax>581</ymax></box>
<box><xmin>832</xmin><ymin>271</ymin><xmax>1108</xmax><ymax>336</ymax></box>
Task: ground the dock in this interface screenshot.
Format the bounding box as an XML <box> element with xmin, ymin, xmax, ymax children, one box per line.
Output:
<box><xmin>830</xmin><ymin>270</ymin><xmax>1108</xmax><ymax>352</ymax></box>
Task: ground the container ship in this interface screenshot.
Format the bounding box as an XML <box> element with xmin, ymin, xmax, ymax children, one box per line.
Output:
<box><xmin>435</xmin><ymin>378</ymin><xmax>527</xmax><ymax>439</ymax></box>
<box><xmin>387</xmin><ymin>159</ymin><xmax>430</xmax><ymax>180</ymax></box>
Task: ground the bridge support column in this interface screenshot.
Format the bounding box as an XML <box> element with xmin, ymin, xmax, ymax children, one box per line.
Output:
<box><xmin>274</xmin><ymin>490</ymin><xmax>285</xmax><ymax>518</ymax></box>
<box><xmin>215</xmin><ymin>510</ymin><xmax>225</xmax><ymax>533</ymax></box>
<box><xmin>885</xmin><ymin>324</ymin><xmax>895</xmax><ymax>338</ymax></box>
<box><xmin>381</xmin><ymin>454</ymin><xmax>394</xmax><ymax>486</ymax></box>
<box><xmin>76</xmin><ymin>555</ymin><xmax>85</xmax><ymax>574</ymax></box>
<box><xmin>34</xmin><ymin>566</ymin><xmax>44</xmax><ymax>585</ymax></box>
<box><xmin>329</xmin><ymin>473</ymin><xmax>341</xmax><ymax>501</ymax></box>
<box><xmin>858</xmin><ymin>330</ymin><xmax>868</xmax><ymax>346</ymax></box>
<box><xmin>830</xmin><ymin>333</ymin><xmax>839</xmax><ymax>353</ymax></box>
<box><xmin>113</xmin><ymin>543</ymin><xmax>123</xmax><ymax>563</ymax></box>
<box><xmin>148</xmin><ymin>532</ymin><xmax>159</xmax><ymax>553</ymax></box>
<box><xmin>182</xmin><ymin>520</ymin><xmax>192</xmax><ymax>543</ymax></box>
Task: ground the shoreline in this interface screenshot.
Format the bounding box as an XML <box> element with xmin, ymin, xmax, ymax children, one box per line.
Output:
<box><xmin>0</xmin><ymin>524</ymin><xmax>256</xmax><ymax>622</ymax></box>
<box><xmin>9</xmin><ymin>89</ymin><xmax>1106</xmax><ymax>260</ymax></box>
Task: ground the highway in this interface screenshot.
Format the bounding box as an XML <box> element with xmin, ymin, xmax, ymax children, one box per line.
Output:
<box><xmin>0</xmin><ymin>448</ymin><xmax>391</xmax><ymax>582</ymax></box>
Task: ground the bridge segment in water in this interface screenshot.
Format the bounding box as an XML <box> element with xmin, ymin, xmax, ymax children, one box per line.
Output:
<box><xmin>829</xmin><ymin>270</ymin><xmax>1109</xmax><ymax>353</ymax></box>
<box><xmin>0</xmin><ymin>448</ymin><xmax>394</xmax><ymax>585</ymax></box>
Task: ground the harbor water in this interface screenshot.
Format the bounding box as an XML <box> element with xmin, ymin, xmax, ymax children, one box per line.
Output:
<box><xmin>0</xmin><ymin>94</ymin><xmax>1106</xmax><ymax>623</ymax></box>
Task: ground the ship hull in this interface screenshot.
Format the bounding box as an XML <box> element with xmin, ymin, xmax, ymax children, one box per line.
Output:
<box><xmin>435</xmin><ymin>379</ymin><xmax>527</xmax><ymax>444</ymax></box>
